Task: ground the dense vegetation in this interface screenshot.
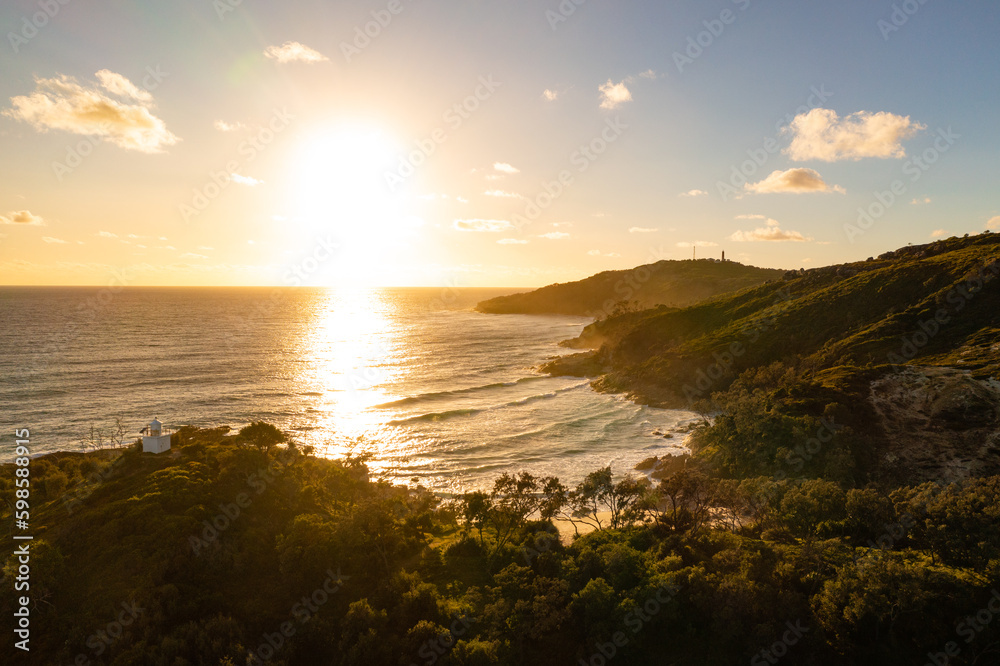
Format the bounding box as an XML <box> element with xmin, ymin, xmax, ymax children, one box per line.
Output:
<box><xmin>3</xmin><ymin>421</ymin><xmax>999</xmax><ymax>665</ymax></box>
<box><xmin>4</xmin><ymin>234</ymin><xmax>998</xmax><ymax>664</ymax></box>
<box><xmin>475</xmin><ymin>259</ymin><xmax>784</xmax><ymax>317</ymax></box>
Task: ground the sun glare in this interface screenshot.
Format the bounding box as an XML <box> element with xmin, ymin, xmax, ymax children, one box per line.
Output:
<box><xmin>288</xmin><ymin>125</ymin><xmax>424</xmax><ymax>286</ymax></box>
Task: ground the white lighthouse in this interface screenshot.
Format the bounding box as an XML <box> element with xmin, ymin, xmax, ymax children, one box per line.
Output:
<box><xmin>142</xmin><ymin>417</ymin><xmax>172</xmax><ymax>454</ymax></box>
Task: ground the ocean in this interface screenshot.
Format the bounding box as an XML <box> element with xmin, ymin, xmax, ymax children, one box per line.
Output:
<box><xmin>0</xmin><ymin>287</ymin><xmax>697</xmax><ymax>492</ymax></box>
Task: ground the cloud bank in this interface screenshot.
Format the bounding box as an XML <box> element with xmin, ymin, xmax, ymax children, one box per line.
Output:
<box><xmin>3</xmin><ymin>72</ymin><xmax>178</xmax><ymax>152</ymax></box>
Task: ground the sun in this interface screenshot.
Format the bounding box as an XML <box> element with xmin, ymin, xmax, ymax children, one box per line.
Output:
<box><xmin>287</xmin><ymin>124</ymin><xmax>424</xmax><ymax>286</ymax></box>
<box><xmin>294</xmin><ymin>125</ymin><xmax>397</xmax><ymax>224</ymax></box>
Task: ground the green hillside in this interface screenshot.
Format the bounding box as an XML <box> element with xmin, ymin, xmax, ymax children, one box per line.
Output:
<box><xmin>548</xmin><ymin>233</ymin><xmax>1000</xmax><ymax>395</ymax></box>
<box><xmin>475</xmin><ymin>260</ymin><xmax>785</xmax><ymax>317</ymax></box>
<box><xmin>544</xmin><ymin>232</ymin><xmax>1000</xmax><ymax>484</ymax></box>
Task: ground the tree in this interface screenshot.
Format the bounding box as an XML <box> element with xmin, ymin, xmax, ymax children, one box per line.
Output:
<box><xmin>558</xmin><ymin>467</ymin><xmax>654</xmax><ymax>534</ymax></box>
<box><xmin>655</xmin><ymin>469</ymin><xmax>716</xmax><ymax>532</ymax></box>
<box><xmin>778</xmin><ymin>479</ymin><xmax>846</xmax><ymax>538</ymax></box>
<box><xmin>236</xmin><ymin>421</ymin><xmax>285</xmax><ymax>454</ymax></box>
<box><xmin>457</xmin><ymin>472</ymin><xmax>562</xmax><ymax>562</ymax></box>
<box><xmin>487</xmin><ymin>472</ymin><xmax>545</xmax><ymax>560</ymax></box>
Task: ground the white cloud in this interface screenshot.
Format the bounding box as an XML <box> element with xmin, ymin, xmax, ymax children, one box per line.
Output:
<box><xmin>493</xmin><ymin>162</ymin><xmax>520</xmax><ymax>175</ymax></box>
<box><xmin>3</xmin><ymin>72</ymin><xmax>178</xmax><ymax>152</ymax></box>
<box><xmin>214</xmin><ymin>119</ymin><xmax>247</xmax><ymax>132</ymax></box>
<box><xmin>456</xmin><ymin>197</ymin><xmax>469</xmax><ymax>204</ymax></box>
<box><xmin>987</xmin><ymin>216</ymin><xmax>1000</xmax><ymax>231</ymax></box>
<box><xmin>735</xmin><ymin>214</ymin><xmax>767</xmax><ymax>220</ymax></box>
<box><xmin>41</xmin><ymin>236</ymin><xmax>67</xmax><ymax>244</ymax></box>
<box><xmin>231</xmin><ymin>173</ymin><xmax>263</xmax><ymax>186</ymax></box>
<box><xmin>180</xmin><ymin>252</ymin><xmax>209</xmax><ymax>259</ymax></box>
<box><xmin>597</xmin><ymin>70</ymin><xmax>656</xmax><ymax>110</ymax></box>
<box><xmin>484</xmin><ymin>189</ymin><xmax>523</xmax><ymax>199</ymax></box>
<box><xmin>95</xmin><ymin>69</ymin><xmax>152</xmax><ymax>103</ymax></box>
<box><xmin>911</xmin><ymin>197</ymin><xmax>932</xmax><ymax>205</ymax></box>
<box><xmin>588</xmin><ymin>249</ymin><xmax>621</xmax><ymax>257</ymax></box>
<box><xmin>629</xmin><ymin>227</ymin><xmax>658</xmax><ymax>233</ymax></box>
<box><xmin>453</xmin><ymin>219</ymin><xmax>513</xmax><ymax>232</ymax></box>
<box><xmin>542</xmin><ymin>89</ymin><xmax>559</xmax><ymax>102</ymax></box>
<box><xmin>730</xmin><ymin>217</ymin><xmax>811</xmax><ymax>242</ymax></box>
<box><xmin>930</xmin><ymin>229</ymin><xmax>947</xmax><ymax>238</ymax></box>
<box><xmin>0</xmin><ymin>210</ymin><xmax>43</xmax><ymax>225</ymax></box>
<box><xmin>552</xmin><ymin>222</ymin><xmax>573</xmax><ymax>228</ymax></box>
<box><xmin>744</xmin><ymin>168</ymin><xmax>845</xmax><ymax>194</ymax></box>
<box><xmin>599</xmin><ymin>79</ymin><xmax>632</xmax><ymax>110</ymax></box>
<box><xmin>263</xmin><ymin>41</ymin><xmax>328</xmax><ymax>63</ymax></box>
<box><xmin>679</xmin><ymin>189</ymin><xmax>707</xmax><ymax>198</ymax></box>
<box><xmin>539</xmin><ymin>232</ymin><xmax>570</xmax><ymax>239</ymax></box>
<box><xmin>497</xmin><ymin>238</ymin><xmax>529</xmax><ymax>245</ymax></box>
<box><xmin>676</xmin><ymin>241</ymin><xmax>718</xmax><ymax>248</ymax></box>
<box><xmin>784</xmin><ymin>108</ymin><xmax>924</xmax><ymax>162</ymax></box>
<box><xmin>97</xmin><ymin>231</ymin><xmax>117</xmax><ymax>238</ymax></box>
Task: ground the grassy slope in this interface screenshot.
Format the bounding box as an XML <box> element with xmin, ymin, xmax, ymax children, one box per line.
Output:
<box><xmin>475</xmin><ymin>260</ymin><xmax>785</xmax><ymax>316</ymax></box>
<box><xmin>545</xmin><ymin>233</ymin><xmax>1000</xmax><ymax>405</ymax></box>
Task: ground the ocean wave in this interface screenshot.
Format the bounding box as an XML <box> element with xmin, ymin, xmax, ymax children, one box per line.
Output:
<box><xmin>386</xmin><ymin>381</ymin><xmax>591</xmax><ymax>426</ymax></box>
<box><xmin>374</xmin><ymin>375</ymin><xmax>547</xmax><ymax>408</ymax></box>
<box><xmin>387</xmin><ymin>408</ymin><xmax>481</xmax><ymax>425</ymax></box>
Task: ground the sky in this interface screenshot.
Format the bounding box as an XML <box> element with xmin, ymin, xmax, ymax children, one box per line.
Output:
<box><xmin>0</xmin><ymin>0</ymin><xmax>998</xmax><ymax>287</ymax></box>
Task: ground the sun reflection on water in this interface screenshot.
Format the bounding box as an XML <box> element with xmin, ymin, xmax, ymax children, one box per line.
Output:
<box><xmin>300</xmin><ymin>288</ymin><xmax>401</xmax><ymax>457</ymax></box>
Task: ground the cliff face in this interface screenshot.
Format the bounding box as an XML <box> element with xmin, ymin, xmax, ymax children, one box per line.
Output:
<box><xmin>868</xmin><ymin>367</ymin><xmax>1000</xmax><ymax>483</ymax></box>
<box><xmin>475</xmin><ymin>259</ymin><xmax>784</xmax><ymax>316</ymax></box>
